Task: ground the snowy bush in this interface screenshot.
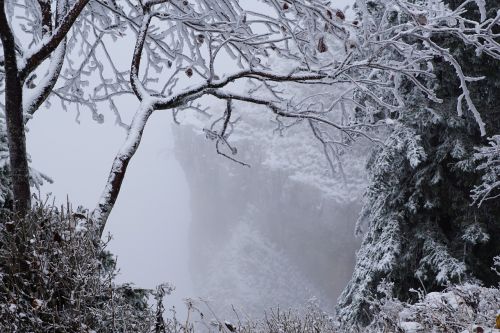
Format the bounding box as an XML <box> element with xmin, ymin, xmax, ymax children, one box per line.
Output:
<box><xmin>366</xmin><ymin>283</ymin><xmax>500</xmax><ymax>333</ymax></box>
<box><xmin>0</xmin><ymin>200</ymin><xmax>173</xmax><ymax>332</ymax></box>
<box><xmin>174</xmin><ymin>282</ymin><xmax>500</xmax><ymax>333</ymax></box>
<box><xmin>173</xmin><ymin>298</ymin><xmax>339</xmax><ymax>333</ymax></box>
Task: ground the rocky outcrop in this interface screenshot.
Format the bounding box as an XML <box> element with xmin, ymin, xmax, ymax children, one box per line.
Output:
<box><xmin>173</xmin><ymin>125</ymin><xmax>362</xmax><ymax>315</ymax></box>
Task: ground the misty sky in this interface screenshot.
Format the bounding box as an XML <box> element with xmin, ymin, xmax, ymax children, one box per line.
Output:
<box><xmin>28</xmin><ymin>106</ymin><xmax>194</xmax><ymax>311</ymax></box>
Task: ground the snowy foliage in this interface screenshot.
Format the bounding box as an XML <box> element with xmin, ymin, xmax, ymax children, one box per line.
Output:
<box><xmin>472</xmin><ymin>135</ymin><xmax>500</xmax><ymax>206</ymax></box>
<box><xmin>365</xmin><ymin>283</ymin><xmax>500</xmax><ymax>333</ymax></box>
<box><xmin>416</xmin><ymin>237</ymin><xmax>467</xmax><ymax>284</ymax></box>
<box><xmin>178</xmin><ymin>76</ymin><xmax>372</xmax><ymax>204</ymax></box>
<box><xmin>0</xmin><ymin>201</ymin><xmax>169</xmax><ymax>332</ymax></box>
<box><xmin>197</xmin><ymin>299</ymin><xmax>340</xmax><ymax>333</ymax></box>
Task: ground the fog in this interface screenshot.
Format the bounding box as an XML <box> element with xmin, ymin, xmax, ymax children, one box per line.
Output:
<box><xmin>27</xmin><ymin>105</ymin><xmax>195</xmax><ymax>312</ymax></box>
<box><xmin>26</xmin><ymin>99</ymin><xmax>362</xmax><ymax>318</ymax></box>
<box><xmin>24</xmin><ymin>0</ymin><xmax>362</xmax><ymax>319</ymax></box>
<box><xmin>173</xmin><ymin>119</ymin><xmax>362</xmax><ymax>316</ymax></box>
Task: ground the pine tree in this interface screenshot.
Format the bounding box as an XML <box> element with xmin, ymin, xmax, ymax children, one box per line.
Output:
<box><xmin>338</xmin><ymin>0</ymin><xmax>500</xmax><ymax>327</ymax></box>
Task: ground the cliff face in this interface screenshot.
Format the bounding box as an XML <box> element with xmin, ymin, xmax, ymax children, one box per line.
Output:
<box><xmin>173</xmin><ymin>125</ymin><xmax>362</xmax><ymax>316</ymax></box>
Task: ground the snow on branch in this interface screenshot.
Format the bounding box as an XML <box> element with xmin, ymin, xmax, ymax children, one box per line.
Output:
<box><xmin>89</xmin><ymin>0</ymin><xmax>500</xmax><ymax>230</ymax></box>
<box><xmin>471</xmin><ymin>135</ymin><xmax>500</xmax><ymax>206</ymax></box>
<box><xmin>1</xmin><ymin>0</ymin><xmax>498</xmax><ymax>229</ymax></box>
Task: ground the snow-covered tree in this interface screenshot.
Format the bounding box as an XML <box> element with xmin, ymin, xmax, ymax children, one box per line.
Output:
<box><xmin>2</xmin><ymin>0</ymin><xmax>497</xmax><ymax>234</ymax></box>
<box><xmin>91</xmin><ymin>0</ymin><xmax>500</xmax><ymax>237</ymax></box>
<box><xmin>338</xmin><ymin>0</ymin><xmax>500</xmax><ymax>327</ymax></box>
<box><xmin>0</xmin><ymin>105</ymin><xmax>50</xmax><ymax>214</ymax></box>
<box><xmin>89</xmin><ymin>0</ymin><xmax>387</xmax><ymax>232</ymax></box>
<box><xmin>0</xmin><ymin>0</ymin><xmax>88</xmax><ymax>215</ymax></box>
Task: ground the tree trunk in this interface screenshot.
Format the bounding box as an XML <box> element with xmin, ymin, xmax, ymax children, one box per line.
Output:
<box><xmin>94</xmin><ymin>102</ymin><xmax>154</xmax><ymax>235</ymax></box>
<box><xmin>0</xmin><ymin>0</ymin><xmax>31</xmax><ymax>216</ymax></box>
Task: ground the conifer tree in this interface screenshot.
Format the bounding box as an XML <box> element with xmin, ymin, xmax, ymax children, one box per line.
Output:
<box><xmin>338</xmin><ymin>0</ymin><xmax>500</xmax><ymax>327</ymax></box>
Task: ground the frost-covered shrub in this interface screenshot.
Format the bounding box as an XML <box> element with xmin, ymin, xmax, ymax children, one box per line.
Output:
<box><xmin>255</xmin><ymin>301</ymin><xmax>338</xmax><ymax>333</ymax></box>
<box><xmin>0</xmin><ymin>201</ymin><xmax>162</xmax><ymax>332</ymax></box>
<box><xmin>178</xmin><ymin>298</ymin><xmax>339</xmax><ymax>333</ymax></box>
<box><xmin>176</xmin><ymin>282</ymin><xmax>500</xmax><ymax>333</ymax></box>
<box><xmin>365</xmin><ymin>283</ymin><xmax>500</xmax><ymax>333</ymax></box>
